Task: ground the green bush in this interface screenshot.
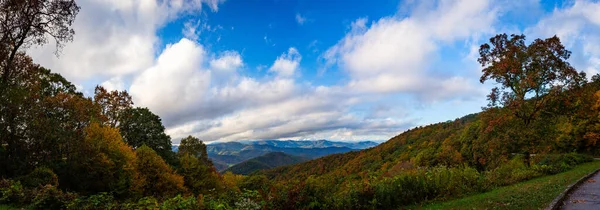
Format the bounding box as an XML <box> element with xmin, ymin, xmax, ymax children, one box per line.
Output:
<box><xmin>533</xmin><ymin>153</ymin><xmax>593</xmax><ymax>174</ymax></box>
<box><xmin>121</xmin><ymin>196</ymin><xmax>159</xmax><ymax>210</ymax></box>
<box><xmin>19</xmin><ymin>167</ymin><xmax>59</xmax><ymax>188</ymax></box>
<box><xmin>367</xmin><ymin>165</ymin><xmax>484</xmax><ymax>208</ymax></box>
<box><xmin>160</xmin><ymin>195</ymin><xmax>199</xmax><ymax>210</ymax></box>
<box><xmin>67</xmin><ymin>192</ymin><xmax>116</xmax><ymax>210</ymax></box>
<box><xmin>31</xmin><ymin>185</ymin><xmax>77</xmax><ymax>209</ymax></box>
<box><xmin>485</xmin><ymin>156</ymin><xmax>541</xmax><ymax>187</ymax></box>
<box><xmin>0</xmin><ymin>179</ymin><xmax>25</xmax><ymax>204</ymax></box>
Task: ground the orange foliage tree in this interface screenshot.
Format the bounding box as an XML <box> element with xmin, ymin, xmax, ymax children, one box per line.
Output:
<box><xmin>135</xmin><ymin>145</ymin><xmax>187</xmax><ymax>199</ymax></box>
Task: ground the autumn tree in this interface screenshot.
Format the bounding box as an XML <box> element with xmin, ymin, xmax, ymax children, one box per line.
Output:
<box><xmin>119</xmin><ymin>107</ymin><xmax>176</xmax><ymax>164</ymax></box>
<box><xmin>0</xmin><ymin>0</ymin><xmax>79</xmax><ymax>89</ymax></box>
<box><xmin>478</xmin><ymin>34</ymin><xmax>584</xmax><ymax>126</ymax></box>
<box><xmin>0</xmin><ymin>53</ymin><xmax>100</xmax><ymax>177</ymax></box>
<box><xmin>478</xmin><ymin>34</ymin><xmax>585</xmax><ymax>162</ymax></box>
<box><xmin>67</xmin><ymin>123</ymin><xmax>139</xmax><ymax>197</ymax></box>
<box><xmin>135</xmin><ymin>145</ymin><xmax>187</xmax><ymax>199</ymax></box>
<box><xmin>0</xmin><ymin>0</ymin><xmax>80</xmax><ymax>177</ymax></box>
<box><xmin>93</xmin><ymin>86</ymin><xmax>133</xmax><ymax>127</ymax></box>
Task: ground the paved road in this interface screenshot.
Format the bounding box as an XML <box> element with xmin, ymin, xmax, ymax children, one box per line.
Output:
<box><xmin>561</xmin><ymin>171</ymin><xmax>600</xmax><ymax>210</ymax></box>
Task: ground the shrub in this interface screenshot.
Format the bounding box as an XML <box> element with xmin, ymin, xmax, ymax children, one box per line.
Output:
<box><xmin>428</xmin><ymin>165</ymin><xmax>484</xmax><ymax>198</ymax></box>
<box><xmin>0</xmin><ymin>179</ymin><xmax>25</xmax><ymax>204</ymax></box>
<box><xmin>20</xmin><ymin>167</ymin><xmax>59</xmax><ymax>188</ymax></box>
<box><xmin>121</xmin><ymin>196</ymin><xmax>159</xmax><ymax>210</ymax></box>
<box><xmin>533</xmin><ymin>153</ymin><xmax>593</xmax><ymax>174</ymax></box>
<box><xmin>31</xmin><ymin>185</ymin><xmax>77</xmax><ymax>209</ymax></box>
<box><xmin>160</xmin><ymin>195</ymin><xmax>199</xmax><ymax>210</ymax></box>
<box><xmin>485</xmin><ymin>156</ymin><xmax>541</xmax><ymax>187</ymax></box>
<box><xmin>67</xmin><ymin>192</ymin><xmax>116</xmax><ymax>210</ymax></box>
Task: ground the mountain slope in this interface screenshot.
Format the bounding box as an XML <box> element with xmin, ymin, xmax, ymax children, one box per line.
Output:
<box><xmin>202</xmin><ymin>140</ymin><xmax>378</xmax><ymax>171</ymax></box>
<box><xmin>208</xmin><ymin>145</ymin><xmax>356</xmax><ymax>171</ymax></box>
<box><xmin>256</xmin><ymin>114</ymin><xmax>479</xmax><ymax>182</ymax></box>
<box><xmin>225</xmin><ymin>152</ymin><xmax>310</xmax><ymax>175</ymax></box>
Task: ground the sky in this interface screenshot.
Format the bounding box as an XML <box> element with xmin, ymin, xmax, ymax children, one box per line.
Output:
<box><xmin>26</xmin><ymin>0</ymin><xmax>600</xmax><ymax>143</ymax></box>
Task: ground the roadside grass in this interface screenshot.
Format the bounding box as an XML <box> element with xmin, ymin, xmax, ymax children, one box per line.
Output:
<box><xmin>409</xmin><ymin>160</ymin><xmax>600</xmax><ymax>210</ymax></box>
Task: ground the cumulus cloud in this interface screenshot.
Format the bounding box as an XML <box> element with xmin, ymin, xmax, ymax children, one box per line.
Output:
<box><xmin>210</xmin><ymin>51</ymin><xmax>243</xmax><ymax>72</ymax></box>
<box><xmin>324</xmin><ymin>0</ymin><xmax>496</xmax><ymax>100</ymax></box>
<box><xmin>27</xmin><ymin>0</ymin><xmax>226</xmax><ymax>82</ymax></box>
<box><xmin>126</xmin><ymin>38</ymin><xmax>412</xmax><ymax>142</ymax></box>
<box><xmin>101</xmin><ymin>77</ymin><xmax>126</xmax><ymax>92</ymax></box>
<box><xmin>269</xmin><ymin>48</ymin><xmax>302</xmax><ymax>77</ymax></box>
<box><xmin>130</xmin><ymin>38</ymin><xmax>211</xmax><ymax>121</ymax></box>
<box><xmin>165</xmin><ymin>84</ymin><xmax>415</xmax><ymax>142</ymax></box>
<box><xmin>525</xmin><ymin>0</ymin><xmax>600</xmax><ymax>78</ymax></box>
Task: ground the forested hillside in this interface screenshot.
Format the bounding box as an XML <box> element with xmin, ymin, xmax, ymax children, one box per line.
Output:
<box><xmin>207</xmin><ymin>142</ymin><xmax>357</xmax><ymax>171</ymax></box>
<box><xmin>225</xmin><ymin>152</ymin><xmax>310</xmax><ymax>175</ymax></box>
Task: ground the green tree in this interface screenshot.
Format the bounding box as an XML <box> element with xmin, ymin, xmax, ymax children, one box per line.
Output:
<box><xmin>178</xmin><ymin>135</ymin><xmax>211</xmax><ymax>166</ymax></box>
<box><xmin>178</xmin><ymin>153</ymin><xmax>221</xmax><ymax>195</ymax></box>
<box><xmin>177</xmin><ymin>136</ymin><xmax>221</xmax><ymax>195</ymax></box>
<box><xmin>119</xmin><ymin>107</ymin><xmax>175</xmax><ymax>164</ymax></box>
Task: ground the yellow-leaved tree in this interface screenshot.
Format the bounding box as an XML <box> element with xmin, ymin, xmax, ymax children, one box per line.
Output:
<box><xmin>135</xmin><ymin>145</ymin><xmax>187</xmax><ymax>199</ymax></box>
<box><xmin>70</xmin><ymin>122</ymin><xmax>138</xmax><ymax>197</ymax></box>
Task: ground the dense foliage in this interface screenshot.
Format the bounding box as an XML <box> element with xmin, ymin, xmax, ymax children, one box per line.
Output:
<box><xmin>0</xmin><ymin>4</ymin><xmax>598</xmax><ymax>208</ymax></box>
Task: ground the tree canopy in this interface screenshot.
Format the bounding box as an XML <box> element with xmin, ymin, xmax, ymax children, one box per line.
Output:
<box><xmin>478</xmin><ymin>34</ymin><xmax>585</xmax><ymax>126</ymax></box>
<box><xmin>118</xmin><ymin>107</ymin><xmax>175</xmax><ymax>163</ymax></box>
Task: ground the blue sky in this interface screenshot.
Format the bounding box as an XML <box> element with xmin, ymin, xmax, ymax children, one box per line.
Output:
<box><xmin>27</xmin><ymin>0</ymin><xmax>600</xmax><ymax>143</ymax></box>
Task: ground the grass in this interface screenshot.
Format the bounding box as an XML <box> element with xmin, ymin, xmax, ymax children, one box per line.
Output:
<box><xmin>410</xmin><ymin>161</ymin><xmax>600</xmax><ymax>210</ymax></box>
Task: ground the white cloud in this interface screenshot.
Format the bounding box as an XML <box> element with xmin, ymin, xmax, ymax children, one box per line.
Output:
<box><xmin>165</xmin><ymin>84</ymin><xmax>414</xmax><ymax>142</ymax></box>
<box><xmin>101</xmin><ymin>77</ymin><xmax>126</xmax><ymax>92</ymax></box>
<box><xmin>210</xmin><ymin>51</ymin><xmax>243</xmax><ymax>72</ymax></box>
<box><xmin>27</xmin><ymin>0</ymin><xmax>226</xmax><ymax>83</ymax></box>
<box><xmin>269</xmin><ymin>48</ymin><xmax>302</xmax><ymax>77</ymax></box>
<box><xmin>525</xmin><ymin>0</ymin><xmax>600</xmax><ymax>79</ymax></box>
<box><xmin>324</xmin><ymin>0</ymin><xmax>496</xmax><ymax>100</ymax></box>
<box><xmin>124</xmin><ymin>37</ymin><xmax>413</xmax><ymax>142</ymax></box>
<box><xmin>130</xmin><ymin>38</ymin><xmax>211</xmax><ymax>120</ymax></box>
<box><xmin>183</xmin><ymin>20</ymin><xmax>202</xmax><ymax>41</ymax></box>
<box><xmin>295</xmin><ymin>13</ymin><xmax>307</xmax><ymax>25</ymax></box>
<box><xmin>183</xmin><ymin>19</ymin><xmax>222</xmax><ymax>41</ymax></box>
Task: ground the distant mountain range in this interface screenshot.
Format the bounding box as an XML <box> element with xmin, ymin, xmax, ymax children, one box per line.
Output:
<box><xmin>172</xmin><ymin>140</ymin><xmax>380</xmax><ymax>171</ymax></box>
<box><xmin>224</xmin><ymin>152</ymin><xmax>310</xmax><ymax>175</ymax></box>
<box><xmin>244</xmin><ymin>139</ymin><xmax>379</xmax><ymax>149</ymax></box>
